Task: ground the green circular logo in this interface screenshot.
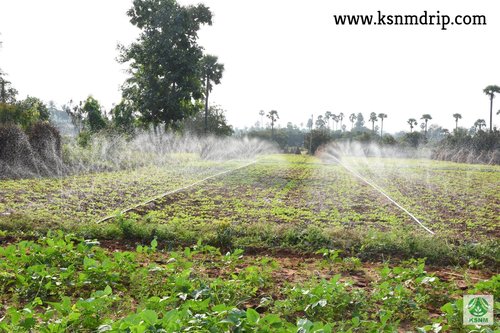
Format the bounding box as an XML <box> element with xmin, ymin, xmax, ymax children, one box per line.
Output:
<box><xmin>467</xmin><ymin>297</ymin><xmax>489</xmax><ymax>317</ymax></box>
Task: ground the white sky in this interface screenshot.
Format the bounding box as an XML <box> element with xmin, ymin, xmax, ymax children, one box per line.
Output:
<box><xmin>1</xmin><ymin>0</ymin><xmax>499</xmax><ymax>133</ymax></box>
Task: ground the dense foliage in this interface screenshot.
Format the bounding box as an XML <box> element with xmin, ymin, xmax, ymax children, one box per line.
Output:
<box><xmin>183</xmin><ymin>105</ymin><xmax>233</xmax><ymax>136</ymax></box>
<box><xmin>0</xmin><ymin>234</ymin><xmax>497</xmax><ymax>332</ymax></box>
<box><xmin>119</xmin><ymin>0</ymin><xmax>216</xmax><ymax>130</ymax></box>
<box><xmin>0</xmin><ymin>96</ymin><xmax>49</xmax><ymax>130</ymax></box>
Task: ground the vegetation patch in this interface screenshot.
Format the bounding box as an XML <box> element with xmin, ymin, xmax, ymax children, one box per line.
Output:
<box><xmin>0</xmin><ymin>233</ymin><xmax>497</xmax><ymax>332</ymax></box>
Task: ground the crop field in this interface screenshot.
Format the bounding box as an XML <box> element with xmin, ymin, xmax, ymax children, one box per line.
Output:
<box><xmin>122</xmin><ymin>155</ymin><xmax>499</xmax><ymax>242</ymax></box>
<box><xmin>2</xmin><ymin>155</ymin><xmax>498</xmax><ymax>241</ymax></box>
<box><xmin>0</xmin><ymin>157</ymin><xmax>248</xmax><ymax>229</ymax></box>
<box><xmin>0</xmin><ymin>154</ymin><xmax>499</xmax><ymax>332</ymax></box>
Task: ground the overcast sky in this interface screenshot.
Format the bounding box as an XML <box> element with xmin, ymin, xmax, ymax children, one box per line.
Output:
<box><xmin>1</xmin><ymin>0</ymin><xmax>499</xmax><ymax>133</ymax></box>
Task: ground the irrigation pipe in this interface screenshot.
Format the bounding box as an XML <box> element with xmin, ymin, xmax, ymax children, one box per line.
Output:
<box><xmin>328</xmin><ymin>155</ymin><xmax>435</xmax><ymax>235</ymax></box>
<box><xmin>96</xmin><ymin>160</ymin><xmax>257</xmax><ymax>224</ymax></box>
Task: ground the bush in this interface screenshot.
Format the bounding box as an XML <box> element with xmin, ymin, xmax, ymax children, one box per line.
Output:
<box><xmin>28</xmin><ymin>121</ymin><xmax>64</xmax><ymax>174</ymax></box>
<box><xmin>432</xmin><ymin>130</ymin><xmax>500</xmax><ymax>164</ymax></box>
<box><xmin>0</xmin><ymin>123</ymin><xmax>40</xmax><ymax>178</ymax></box>
<box><xmin>0</xmin><ymin>122</ymin><xmax>65</xmax><ymax>178</ymax></box>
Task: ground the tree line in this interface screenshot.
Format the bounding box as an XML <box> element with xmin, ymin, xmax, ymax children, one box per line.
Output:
<box><xmin>1</xmin><ymin>1</ymin><xmax>499</xmax><ymax>166</ymax></box>
<box><xmin>247</xmin><ymin>91</ymin><xmax>499</xmax><ymax>164</ymax></box>
<box><xmin>253</xmin><ymin>83</ymin><xmax>499</xmax><ymax>143</ymax></box>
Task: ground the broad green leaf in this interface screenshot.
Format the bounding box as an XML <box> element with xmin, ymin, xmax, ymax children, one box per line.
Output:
<box><xmin>246</xmin><ymin>308</ymin><xmax>260</xmax><ymax>324</ymax></box>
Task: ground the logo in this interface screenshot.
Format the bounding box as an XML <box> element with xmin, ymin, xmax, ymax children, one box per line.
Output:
<box><xmin>463</xmin><ymin>295</ymin><xmax>493</xmax><ymax>326</ymax></box>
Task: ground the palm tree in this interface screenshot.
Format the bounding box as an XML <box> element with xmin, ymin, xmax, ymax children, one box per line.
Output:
<box><xmin>331</xmin><ymin>114</ymin><xmax>337</xmax><ymax>130</ymax></box>
<box><xmin>267</xmin><ymin>110</ymin><xmax>279</xmax><ymax>139</ymax></box>
<box><xmin>259</xmin><ymin>110</ymin><xmax>265</xmax><ymax>128</ymax></box>
<box><xmin>324</xmin><ymin>111</ymin><xmax>332</xmax><ymax>130</ymax></box>
<box><xmin>452</xmin><ymin>113</ymin><xmax>462</xmax><ymax>132</ymax></box>
<box><xmin>338</xmin><ymin>112</ymin><xmax>344</xmax><ymax>129</ymax></box>
<box><xmin>349</xmin><ymin>113</ymin><xmax>357</xmax><ymax>130</ymax></box>
<box><xmin>307</xmin><ymin>117</ymin><xmax>313</xmax><ymax>131</ymax></box>
<box><xmin>421</xmin><ymin>114</ymin><xmax>432</xmax><ymax>137</ymax></box>
<box><xmin>333</xmin><ymin>114</ymin><xmax>340</xmax><ymax>131</ymax></box>
<box><xmin>474</xmin><ymin>119</ymin><xmax>486</xmax><ymax>131</ymax></box>
<box><xmin>201</xmin><ymin>55</ymin><xmax>224</xmax><ymax>134</ymax></box>
<box><xmin>378</xmin><ymin>113</ymin><xmax>387</xmax><ymax>136</ymax></box>
<box><xmin>369</xmin><ymin>112</ymin><xmax>378</xmax><ymax>133</ymax></box>
<box><xmin>483</xmin><ymin>85</ymin><xmax>500</xmax><ymax>131</ymax></box>
<box><xmin>407</xmin><ymin>118</ymin><xmax>417</xmax><ymax>132</ymax></box>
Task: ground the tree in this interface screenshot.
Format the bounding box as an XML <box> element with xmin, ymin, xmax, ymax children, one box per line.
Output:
<box><xmin>315</xmin><ymin>115</ymin><xmax>326</xmax><ymax>129</ymax></box>
<box><xmin>201</xmin><ymin>54</ymin><xmax>224</xmax><ymax>134</ymax></box>
<box><xmin>354</xmin><ymin>113</ymin><xmax>365</xmax><ymax>131</ymax></box>
<box><xmin>305</xmin><ymin>129</ymin><xmax>332</xmax><ymax>154</ymax></box>
<box><xmin>307</xmin><ymin>117</ymin><xmax>313</xmax><ymax>131</ymax></box>
<box><xmin>0</xmin><ymin>71</ymin><xmax>18</xmax><ymax>104</ymax></box>
<box><xmin>483</xmin><ymin>85</ymin><xmax>500</xmax><ymax>131</ymax></box>
<box><xmin>63</xmin><ymin>100</ymin><xmax>84</xmax><ymax>134</ymax></box>
<box><xmin>369</xmin><ymin>112</ymin><xmax>378</xmax><ymax>133</ymax></box>
<box><xmin>17</xmin><ymin>96</ymin><xmax>49</xmax><ymax>123</ymax></box>
<box><xmin>452</xmin><ymin>113</ymin><xmax>462</xmax><ymax>132</ymax></box>
<box><xmin>474</xmin><ymin>119</ymin><xmax>486</xmax><ymax>131</ymax></box>
<box><xmin>338</xmin><ymin>112</ymin><xmax>344</xmax><ymax>130</ymax></box>
<box><xmin>0</xmin><ymin>96</ymin><xmax>49</xmax><ymax>130</ymax></box>
<box><xmin>349</xmin><ymin>113</ymin><xmax>357</xmax><ymax>130</ymax></box>
<box><xmin>111</xmin><ymin>100</ymin><xmax>135</xmax><ymax>134</ymax></box>
<box><xmin>402</xmin><ymin>131</ymin><xmax>425</xmax><ymax>148</ymax></box>
<box><xmin>119</xmin><ymin>0</ymin><xmax>213</xmax><ymax>131</ymax></box>
<box><xmin>259</xmin><ymin>110</ymin><xmax>265</xmax><ymax>128</ymax></box>
<box><xmin>333</xmin><ymin>114</ymin><xmax>340</xmax><ymax>131</ymax></box>
<box><xmin>407</xmin><ymin>118</ymin><xmax>417</xmax><ymax>132</ymax></box>
<box><xmin>426</xmin><ymin>124</ymin><xmax>448</xmax><ymax>143</ymax></box>
<box><xmin>267</xmin><ymin>110</ymin><xmax>279</xmax><ymax>139</ymax></box>
<box><xmin>324</xmin><ymin>111</ymin><xmax>332</xmax><ymax>130</ymax></box>
<box><xmin>184</xmin><ymin>105</ymin><xmax>232</xmax><ymax>136</ymax></box>
<box><xmin>0</xmin><ymin>36</ymin><xmax>17</xmax><ymax>104</ymax></box>
<box><xmin>377</xmin><ymin>113</ymin><xmax>387</xmax><ymax>136</ymax></box>
<box><xmin>421</xmin><ymin>114</ymin><xmax>432</xmax><ymax>137</ymax></box>
<box><xmin>82</xmin><ymin>96</ymin><xmax>107</xmax><ymax>133</ymax></box>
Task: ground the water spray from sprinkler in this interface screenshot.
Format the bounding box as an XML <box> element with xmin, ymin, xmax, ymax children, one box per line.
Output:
<box><xmin>322</xmin><ymin>146</ymin><xmax>435</xmax><ymax>235</ymax></box>
<box><xmin>96</xmin><ymin>159</ymin><xmax>257</xmax><ymax>224</ymax></box>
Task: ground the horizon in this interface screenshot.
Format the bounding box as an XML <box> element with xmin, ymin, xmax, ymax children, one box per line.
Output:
<box><xmin>1</xmin><ymin>0</ymin><xmax>499</xmax><ymax>133</ymax></box>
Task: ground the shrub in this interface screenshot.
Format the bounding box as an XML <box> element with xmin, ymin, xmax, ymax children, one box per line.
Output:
<box><xmin>0</xmin><ymin>123</ymin><xmax>40</xmax><ymax>178</ymax></box>
<box><xmin>27</xmin><ymin>121</ymin><xmax>64</xmax><ymax>175</ymax></box>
